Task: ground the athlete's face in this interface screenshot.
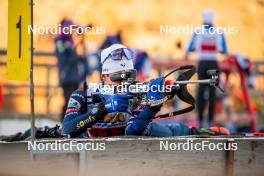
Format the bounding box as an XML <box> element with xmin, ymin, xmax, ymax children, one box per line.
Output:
<box><xmin>101</xmin><ymin>74</ymin><xmax>122</xmax><ymax>86</ymax></box>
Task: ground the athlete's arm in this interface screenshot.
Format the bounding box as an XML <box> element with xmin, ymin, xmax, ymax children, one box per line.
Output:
<box><xmin>219</xmin><ymin>33</ymin><xmax>228</xmax><ymax>54</ymax></box>
<box><xmin>125</xmin><ymin>77</ymin><xmax>165</xmax><ymax>135</ymax></box>
<box><xmin>62</xmin><ymin>89</ymin><xmax>106</xmax><ymax>137</ymax></box>
<box><xmin>125</xmin><ymin>107</ymin><xmax>156</xmax><ymax>135</ymax></box>
<box><xmin>184</xmin><ymin>32</ymin><xmax>197</xmax><ymax>60</ymax></box>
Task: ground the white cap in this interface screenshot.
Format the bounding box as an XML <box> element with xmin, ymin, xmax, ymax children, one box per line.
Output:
<box><xmin>202</xmin><ymin>9</ymin><xmax>215</xmax><ymax>24</ymax></box>
<box><xmin>101</xmin><ymin>44</ymin><xmax>134</xmax><ymax>74</ymax></box>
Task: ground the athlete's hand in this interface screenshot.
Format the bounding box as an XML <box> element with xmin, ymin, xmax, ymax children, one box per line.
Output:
<box><xmin>105</xmin><ymin>94</ymin><xmax>132</xmax><ymax>113</ymax></box>
<box><xmin>147</xmin><ymin>77</ymin><xmax>165</xmax><ymax>111</ymax></box>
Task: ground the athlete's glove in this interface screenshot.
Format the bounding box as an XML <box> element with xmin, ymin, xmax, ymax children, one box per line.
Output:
<box><xmin>105</xmin><ymin>94</ymin><xmax>132</xmax><ymax>113</ymax></box>
<box><xmin>147</xmin><ymin>77</ymin><xmax>165</xmax><ymax>112</ymax></box>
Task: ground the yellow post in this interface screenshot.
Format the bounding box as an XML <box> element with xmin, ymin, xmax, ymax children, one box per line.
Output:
<box><xmin>7</xmin><ymin>0</ymin><xmax>31</xmax><ymax>81</ymax></box>
<box><xmin>7</xmin><ymin>0</ymin><xmax>35</xmax><ymax>140</ymax></box>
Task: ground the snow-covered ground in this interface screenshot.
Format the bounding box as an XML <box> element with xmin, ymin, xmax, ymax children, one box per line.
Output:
<box><xmin>0</xmin><ymin>118</ymin><xmax>61</xmax><ymax>135</ymax></box>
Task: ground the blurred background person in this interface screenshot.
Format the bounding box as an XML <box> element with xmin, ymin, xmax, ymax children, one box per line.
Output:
<box><xmin>184</xmin><ymin>10</ymin><xmax>228</xmax><ymax>128</ymax></box>
<box><xmin>100</xmin><ymin>30</ymin><xmax>123</xmax><ymax>49</ymax></box>
<box><xmin>133</xmin><ymin>49</ymin><xmax>152</xmax><ymax>81</ymax></box>
<box><xmin>55</xmin><ymin>18</ymin><xmax>82</xmax><ymax>122</ymax></box>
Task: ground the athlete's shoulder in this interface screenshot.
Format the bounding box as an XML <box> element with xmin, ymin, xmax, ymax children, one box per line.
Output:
<box><xmin>70</xmin><ymin>88</ymin><xmax>85</xmax><ymax>101</ymax></box>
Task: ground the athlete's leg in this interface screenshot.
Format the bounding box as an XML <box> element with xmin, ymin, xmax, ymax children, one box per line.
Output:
<box><xmin>143</xmin><ymin>121</ymin><xmax>192</xmax><ymax>137</ymax></box>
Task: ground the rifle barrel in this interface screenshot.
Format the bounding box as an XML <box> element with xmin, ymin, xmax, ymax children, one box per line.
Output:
<box><xmin>175</xmin><ymin>79</ymin><xmax>215</xmax><ymax>84</ymax></box>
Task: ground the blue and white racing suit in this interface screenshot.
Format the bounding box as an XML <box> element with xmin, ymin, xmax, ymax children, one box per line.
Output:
<box><xmin>62</xmin><ymin>85</ymin><xmax>192</xmax><ymax>138</ymax></box>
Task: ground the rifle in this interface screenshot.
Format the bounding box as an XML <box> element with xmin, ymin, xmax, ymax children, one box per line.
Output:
<box><xmin>84</xmin><ymin>65</ymin><xmax>223</xmax><ymax>118</ymax></box>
